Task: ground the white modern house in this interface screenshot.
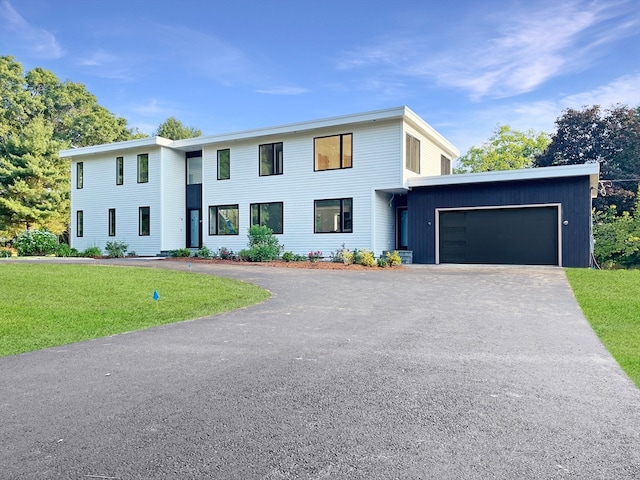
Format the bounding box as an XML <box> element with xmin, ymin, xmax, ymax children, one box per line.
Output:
<box><xmin>60</xmin><ymin>107</ymin><xmax>459</xmax><ymax>259</ymax></box>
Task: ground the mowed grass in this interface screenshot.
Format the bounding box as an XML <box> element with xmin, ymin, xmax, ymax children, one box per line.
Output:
<box><xmin>0</xmin><ymin>263</ymin><xmax>270</xmax><ymax>357</ymax></box>
<box><xmin>565</xmin><ymin>268</ymin><xmax>640</xmax><ymax>388</ymax></box>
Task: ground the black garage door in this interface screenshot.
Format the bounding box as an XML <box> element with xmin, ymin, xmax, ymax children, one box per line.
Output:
<box><xmin>439</xmin><ymin>206</ymin><xmax>559</xmax><ymax>265</ymax></box>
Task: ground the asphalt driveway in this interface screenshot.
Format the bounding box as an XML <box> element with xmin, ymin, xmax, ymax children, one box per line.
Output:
<box><xmin>1</xmin><ymin>260</ymin><xmax>639</xmax><ymax>479</ymax></box>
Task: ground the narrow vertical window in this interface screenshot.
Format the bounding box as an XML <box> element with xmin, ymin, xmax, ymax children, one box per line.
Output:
<box><xmin>137</xmin><ymin>154</ymin><xmax>149</xmax><ymax>183</ymax></box>
<box><xmin>76</xmin><ymin>162</ymin><xmax>83</xmax><ymax>189</ymax></box>
<box><xmin>186</xmin><ymin>154</ymin><xmax>202</xmax><ymax>185</ymax></box>
<box><xmin>108</xmin><ymin>208</ymin><xmax>116</xmax><ymax>236</ymax></box>
<box><xmin>217</xmin><ymin>149</ymin><xmax>230</xmax><ymax>180</ymax></box>
<box><xmin>116</xmin><ymin>157</ymin><xmax>124</xmax><ymax>185</ymax></box>
<box><xmin>259</xmin><ymin>142</ymin><xmax>283</xmax><ymax>176</ymax></box>
<box><xmin>76</xmin><ymin>210</ymin><xmax>83</xmax><ymax>237</ymax></box>
<box><xmin>139</xmin><ymin>206</ymin><xmax>150</xmax><ymax>236</ymax></box>
<box><xmin>441</xmin><ymin>155</ymin><xmax>451</xmax><ymax>175</ymax></box>
<box><xmin>405</xmin><ymin>134</ymin><xmax>420</xmax><ymax>173</ymax></box>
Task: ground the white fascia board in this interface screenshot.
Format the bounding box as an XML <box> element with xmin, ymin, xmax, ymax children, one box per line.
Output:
<box><xmin>403</xmin><ymin>107</ymin><xmax>460</xmax><ymax>159</ymax></box>
<box><xmin>407</xmin><ymin>163</ymin><xmax>600</xmax><ymax>190</ymax></box>
<box><xmin>59</xmin><ymin>136</ymin><xmax>173</xmax><ymax>158</ymax></box>
<box><xmin>171</xmin><ymin>106</ymin><xmax>409</xmax><ymax>150</ymax></box>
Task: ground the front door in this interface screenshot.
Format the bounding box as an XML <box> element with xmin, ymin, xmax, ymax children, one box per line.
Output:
<box><xmin>187</xmin><ymin>209</ymin><xmax>201</xmax><ymax>248</ymax></box>
<box><xmin>397</xmin><ymin>207</ymin><xmax>408</xmax><ymax>250</ymax></box>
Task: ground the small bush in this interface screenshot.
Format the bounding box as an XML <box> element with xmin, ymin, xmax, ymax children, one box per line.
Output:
<box><xmin>356</xmin><ymin>249</ymin><xmax>376</xmax><ymax>267</ymax></box>
<box><xmin>195</xmin><ymin>246</ymin><xmax>213</xmax><ymax>258</ymax></box>
<box><xmin>218</xmin><ymin>247</ymin><xmax>234</xmax><ymax>259</ymax></box>
<box><xmin>331</xmin><ymin>244</ymin><xmax>353</xmax><ymax>265</ymax></box>
<box><xmin>105</xmin><ymin>241</ymin><xmax>129</xmax><ymax>258</ymax></box>
<box><xmin>386</xmin><ymin>250</ymin><xmax>402</xmax><ymax>267</ymax></box>
<box><xmin>243</xmin><ymin>225</ymin><xmax>281</xmax><ymax>262</ymax></box>
<box><xmin>82</xmin><ymin>246</ymin><xmax>102</xmax><ymax>258</ymax></box>
<box><xmin>56</xmin><ymin>243</ymin><xmax>79</xmax><ymax>257</ymax></box>
<box><xmin>0</xmin><ymin>247</ymin><xmax>13</xmax><ymax>258</ymax></box>
<box><xmin>377</xmin><ymin>258</ymin><xmax>388</xmax><ymax>268</ymax></box>
<box><xmin>13</xmin><ymin>229</ymin><xmax>58</xmax><ymax>256</ymax></box>
<box><xmin>282</xmin><ymin>251</ymin><xmax>295</xmax><ymax>262</ymax></box>
<box><xmin>308</xmin><ymin>250</ymin><xmax>323</xmax><ymax>262</ymax></box>
<box><xmin>171</xmin><ymin>248</ymin><xmax>192</xmax><ymax>258</ymax></box>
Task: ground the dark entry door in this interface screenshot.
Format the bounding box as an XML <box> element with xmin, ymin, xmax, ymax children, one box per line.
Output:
<box><xmin>439</xmin><ymin>206</ymin><xmax>559</xmax><ymax>265</ymax></box>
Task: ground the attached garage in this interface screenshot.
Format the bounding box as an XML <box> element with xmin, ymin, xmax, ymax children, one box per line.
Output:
<box><xmin>438</xmin><ymin>205</ymin><xmax>560</xmax><ymax>265</ymax></box>
<box><xmin>406</xmin><ymin>164</ymin><xmax>600</xmax><ymax>267</ymax></box>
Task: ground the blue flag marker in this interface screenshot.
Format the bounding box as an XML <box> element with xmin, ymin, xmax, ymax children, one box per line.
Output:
<box><xmin>153</xmin><ymin>290</ymin><xmax>159</xmax><ymax>301</ymax></box>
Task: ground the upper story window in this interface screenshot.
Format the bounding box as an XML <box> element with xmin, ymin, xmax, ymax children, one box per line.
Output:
<box><xmin>259</xmin><ymin>142</ymin><xmax>283</xmax><ymax>176</ymax></box>
<box><xmin>250</xmin><ymin>201</ymin><xmax>283</xmax><ymax>234</ymax></box>
<box><xmin>137</xmin><ymin>154</ymin><xmax>149</xmax><ymax>183</ymax></box>
<box><xmin>76</xmin><ymin>162</ymin><xmax>83</xmax><ymax>189</ymax></box>
<box><xmin>405</xmin><ymin>134</ymin><xmax>420</xmax><ymax>173</ymax></box>
<box><xmin>186</xmin><ymin>152</ymin><xmax>202</xmax><ymax>185</ymax></box>
<box><xmin>314</xmin><ymin>133</ymin><xmax>352</xmax><ymax>171</ymax></box>
<box><xmin>116</xmin><ymin>157</ymin><xmax>124</xmax><ymax>185</ymax></box>
<box><xmin>314</xmin><ymin>198</ymin><xmax>352</xmax><ymax>233</ymax></box>
<box><xmin>217</xmin><ymin>149</ymin><xmax>230</xmax><ymax>180</ymax></box>
<box><xmin>441</xmin><ymin>155</ymin><xmax>451</xmax><ymax>175</ymax></box>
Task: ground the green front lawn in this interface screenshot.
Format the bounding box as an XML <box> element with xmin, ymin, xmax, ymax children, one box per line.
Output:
<box><xmin>0</xmin><ymin>263</ymin><xmax>270</xmax><ymax>357</ymax></box>
<box><xmin>565</xmin><ymin>268</ymin><xmax>640</xmax><ymax>388</ymax></box>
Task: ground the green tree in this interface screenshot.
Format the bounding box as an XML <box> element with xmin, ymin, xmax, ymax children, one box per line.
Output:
<box><xmin>454</xmin><ymin>125</ymin><xmax>550</xmax><ymax>173</ymax></box>
<box><xmin>593</xmin><ymin>188</ymin><xmax>640</xmax><ymax>268</ymax></box>
<box><xmin>535</xmin><ymin>105</ymin><xmax>640</xmax><ymax>213</ymax></box>
<box><xmin>155</xmin><ymin>116</ymin><xmax>201</xmax><ymax>140</ymax></box>
<box><xmin>0</xmin><ymin>55</ymin><xmax>145</xmax><ymax>236</ymax></box>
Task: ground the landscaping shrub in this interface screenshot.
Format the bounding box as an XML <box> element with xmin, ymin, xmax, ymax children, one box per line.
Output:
<box><xmin>386</xmin><ymin>250</ymin><xmax>402</xmax><ymax>266</ymax></box>
<box><xmin>105</xmin><ymin>241</ymin><xmax>129</xmax><ymax>258</ymax></box>
<box><xmin>308</xmin><ymin>250</ymin><xmax>323</xmax><ymax>262</ymax></box>
<box><xmin>171</xmin><ymin>248</ymin><xmax>192</xmax><ymax>257</ymax></box>
<box><xmin>13</xmin><ymin>229</ymin><xmax>58</xmax><ymax>256</ymax></box>
<box><xmin>242</xmin><ymin>225</ymin><xmax>281</xmax><ymax>262</ymax></box>
<box><xmin>195</xmin><ymin>246</ymin><xmax>213</xmax><ymax>258</ymax></box>
<box><xmin>82</xmin><ymin>246</ymin><xmax>102</xmax><ymax>258</ymax></box>
<box><xmin>56</xmin><ymin>243</ymin><xmax>79</xmax><ymax>257</ymax></box>
<box><xmin>377</xmin><ymin>258</ymin><xmax>388</xmax><ymax>268</ymax></box>
<box><xmin>331</xmin><ymin>244</ymin><xmax>353</xmax><ymax>265</ymax></box>
<box><xmin>0</xmin><ymin>247</ymin><xmax>13</xmax><ymax>258</ymax></box>
<box><xmin>282</xmin><ymin>251</ymin><xmax>295</xmax><ymax>262</ymax></box>
<box><xmin>356</xmin><ymin>249</ymin><xmax>376</xmax><ymax>267</ymax></box>
<box><xmin>218</xmin><ymin>247</ymin><xmax>234</xmax><ymax>259</ymax></box>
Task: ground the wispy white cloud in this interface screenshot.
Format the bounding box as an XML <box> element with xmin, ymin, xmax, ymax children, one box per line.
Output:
<box><xmin>337</xmin><ymin>0</ymin><xmax>638</xmax><ymax>100</ymax></box>
<box><xmin>0</xmin><ymin>0</ymin><xmax>64</xmax><ymax>59</ymax></box>
<box><xmin>256</xmin><ymin>86</ymin><xmax>309</xmax><ymax>95</ymax></box>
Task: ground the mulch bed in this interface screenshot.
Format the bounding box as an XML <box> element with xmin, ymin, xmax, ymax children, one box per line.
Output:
<box><xmin>164</xmin><ymin>257</ymin><xmax>404</xmax><ymax>270</ymax></box>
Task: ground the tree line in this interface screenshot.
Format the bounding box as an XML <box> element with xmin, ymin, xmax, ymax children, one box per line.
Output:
<box><xmin>0</xmin><ymin>55</ymin><xmax>200</xmax><ymax>238</ymax></box>
<box><xmin>1</xmin><ymin>56</ymin><xmax>638</xmax><ymax>266</ymax></box>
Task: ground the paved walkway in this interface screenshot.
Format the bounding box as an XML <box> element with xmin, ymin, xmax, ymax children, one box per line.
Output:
<box><xmin>1</xmin><ymin>260</ymin><xmax>639</xmax><ymax>479</ymax></box>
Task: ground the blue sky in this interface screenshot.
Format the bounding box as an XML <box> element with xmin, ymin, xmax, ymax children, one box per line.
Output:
<box><xmin>1</xmin><ymin>0</ymin><xmax>639</xmax><ymax>156</ymax></box>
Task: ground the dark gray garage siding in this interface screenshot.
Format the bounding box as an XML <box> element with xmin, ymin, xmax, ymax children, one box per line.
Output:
<box><xmin>407</xmin><ymin>176</ymin><xmax>593</xmax><ymax>267</ymax></box>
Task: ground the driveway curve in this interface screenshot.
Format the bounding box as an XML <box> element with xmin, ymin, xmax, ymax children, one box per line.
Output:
<box><xmin>1</xmin><ymin>260</ymin><xmax>639</xmax><ymax>479</ymax></box>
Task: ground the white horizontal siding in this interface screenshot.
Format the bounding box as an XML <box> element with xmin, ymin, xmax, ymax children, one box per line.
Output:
<box><xmin>70</xmin><ymin>148</ymin><xmax>163</xmax><ymax>256</ymax></box>
<box><xmin>160</xmin><ymin>148</ymin><xmax>186</xmax><ymax>251</ymax></box>
<box><xmin>403</xmin><ymin>121</ymin><xmax>452</xmax><ymax>183</ymax></box>
<box><xmin>199</xmin><ymin>120</ymin><xmax>403</xmax><ymax>257</ymax></box>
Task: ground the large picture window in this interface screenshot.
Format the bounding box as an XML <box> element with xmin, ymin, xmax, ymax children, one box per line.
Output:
<box><xmin>259</xmin><ymin>142</ymin><xmax>283</xmax><ymax>176</ymax></box>
<box><xmin>139</xmin><ymin>206</ymin><xmax>150</xmax><ymax>236</ymax></box>
<box><xmin>217</xmin><ymin>149</ymin><xmax>230</xmax><ymax>180</ymax></box>
<box><xmin>137</xmin><ymin>153</ymin><xmax>149</xmax><ymax>183</ymax></box>
<box><xmin>314</xmin><ymin>133</ymin><xmax>352</xmax><ymax>171</ymax></box>
<box><xmin>76</xmin><ymin>162</ymin><xmax>83</xmax><ymax>189</ymax></box>
<box><xmin>250</xmin><ymin>202</ymin><xmax>283</xmax><ymax>234</ymax></box>
<box><xmin>108</xmin><ymin>208</ymin><xmax>116</xmax><ymax>236</ymax></box>
<box><xmin>314</xmin><ymin>198</ymin><xmax>352</xmax><ymax>233</ymax></box>
<box><xmin>76</xmin><ymin>210</ymin><xmax>83</xmax><ymax>237</ymax></box>
<box><xmin>116</xmin><ymin>157</ymin><xmax>123</xmax><ymax>185</ymax></box>
<box><xmin>209</xmin><ymin>204</ymin><xmax>239</xmax><ymax>235</ymax></box>
<box><xmin>405</xmin><ymin>134</ymin><xmax>420</xmax><ymax>173</ymax></box>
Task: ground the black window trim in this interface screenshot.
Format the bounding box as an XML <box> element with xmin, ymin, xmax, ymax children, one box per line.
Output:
<box><xmin>116</xmin><ymin>157</ymin><xmax>124</xmax><ymax>185</ymax></box>
<box><xmin>108</xmin><ymin>208</ymin><xmax>116</xmax><ymax>237</ymax></box>
<box><xmin>137</xmin><ymin>153</ymin><xmax>149</xmax><ymax>184</ymax></box>
<box><xmin>76</xmin><ymin>210</ymin><xmax>83</xmax><ymax>237</ymax></box>
<box><xmin>139</xmin><ymin>206</ymin><xmax>150</xmax><ymax>236</ymax></box>
<box><xmin>76</xmin><ymin>162</ymin><xmax>83</xmax><ymax>189</ymax></box>
<box><xmin>258</xmin><ymin>142</ymin><xmax>283</xmax><ymax>176</ymax></box>
<box><xmin>217</xmin><ymin>148</ymin><xmax>231</xmax><ymax>181</ymax></box>
<box><xmin>208</xmin><ymin>204</ymin><xmax>239</xmax><ymax>236</ymax></box>
<box><xmin>313</xmin><ymin>133</ymin><xmax>353</xmax><ymax>171</ymax></box>
<box><xmin>314</xmin><ymin>197</ymin><xmax>353</xmax><ymax>234</ymax></box>
<box><xmin>250</xmin><ymin>201</ymin><xmax>284</xmax><ymax>234</ymax></box>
